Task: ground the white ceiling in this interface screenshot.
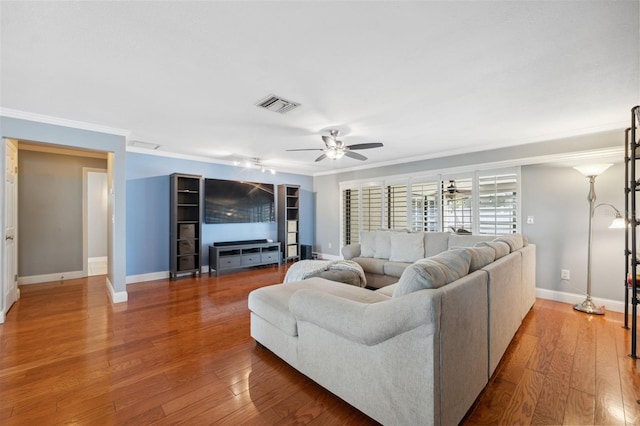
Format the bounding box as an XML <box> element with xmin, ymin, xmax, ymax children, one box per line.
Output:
<box><xmin>1</xmin><ymin>1</ymin><xmax>638</xmax><ymax>175</ymax></box>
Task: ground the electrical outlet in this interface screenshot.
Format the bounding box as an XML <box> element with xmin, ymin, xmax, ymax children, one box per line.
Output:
<box><xmin>527</xmin><ymin>216</ymin><xmax>534</xmax><ymax>224</ymax></box>
<box><xmin>328</xmin><ymin>242</ymin><xmax>332</xmax><ymax>249</ymax></box>
<box><xmin>561</xmin><ymin>269</ymin><xmax>570</xmax><ymax>280</ymax></box>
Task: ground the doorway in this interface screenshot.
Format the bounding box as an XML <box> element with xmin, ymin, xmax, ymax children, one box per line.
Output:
<box><xmin>84</xmin><ymin>168</ymin><xmax>108</xmax><ymax>277</ymax></box>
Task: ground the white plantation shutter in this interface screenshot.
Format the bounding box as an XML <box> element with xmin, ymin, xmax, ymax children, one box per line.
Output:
<box><xmin>478</xmin><ymin>172</ymin><xmax>518</xmax><ymax>235</ymax></box>
<box><xmin>342</xmin><ymin>188</ymin><xmax>359</xmax><ymax>245</ymax></box>
<box><xmin>361</xmin><ymin>186</ymin><xmax>382</xmax><ymax>231</ymax></box>
<box><xmin>441</xmin><ymin>178</ymin><xmax>473</xmax><ymax>233</ymax></box>
<box><xmin>409</xmin><ymin>181</ymin><xmax>439</xmax><ymax>231</ymax></box>
<box><xmin>385</xmin><ymin>184</ymin><xmax>408</xmax><ymax>229</ymax></box>
<box><xmin>340</xmin><ymin>167</ymin><xmax>520</xmax><ymax>246</ymax></box>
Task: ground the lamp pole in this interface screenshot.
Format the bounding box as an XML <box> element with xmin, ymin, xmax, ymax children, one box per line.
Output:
<box><xmin>573</xmin><ymin>175</ymin><xmax>605</xmax><ymax>314</ymax></box>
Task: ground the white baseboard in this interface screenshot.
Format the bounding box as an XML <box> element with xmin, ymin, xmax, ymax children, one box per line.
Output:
<box><xmin>106</xmin><ymin>276</ymin><xmax>128</xmax><ymax>303</ymax></box>
<box><xmin>0</xmin><ymin>310</ymin><xmax>5</xmax><ymax>324</ymax></box>
<box><xmin>536</xmin><ymin>288</ymin><xmax>636</xmax><ymax>315</ymax></box>
<box><xmin>126</xmin><ymin>270</ymin><xmax>170</xmax><ymax>284</ymax></box>
<box><xmin>88</xmin><ymin>256</ymin><xmax>108</xmax><ymax>264</ymax></box>
<box><xmin>18</xmin><ymin>270</ymin><xmax>84</xmax><ymax>285</ymax></box>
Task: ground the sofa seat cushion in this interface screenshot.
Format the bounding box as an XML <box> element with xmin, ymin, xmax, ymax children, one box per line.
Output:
<box><xmin>352</xmin><ymin>257</ymin><xmax>386</xmax><ymax>275</ymax></box>
<box><xmin>393</xmin><ymin>249</ymin><xmax>472</xmax><ymax>297</ymax></box>
<box><xmin>248</xmin><ymin>277</ymin><xmax>389</xmax><ymax>337</ymax></box>
<box><xmin>383</xmin><ymin>261</ymin><xmax>411</xmax><ymax>278</ymax></box>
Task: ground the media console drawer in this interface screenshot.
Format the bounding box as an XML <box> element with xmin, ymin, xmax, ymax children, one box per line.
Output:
<box><xmin>209</xmin><ymin>242</ymin><xmax>281</xmax><ymax>276</ymax></box>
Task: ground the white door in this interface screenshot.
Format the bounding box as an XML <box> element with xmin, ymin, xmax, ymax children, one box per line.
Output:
<box><xmin>4</xmin><ymin>139</ymin><xmax>18</xmax><ymax>315</ymax></box>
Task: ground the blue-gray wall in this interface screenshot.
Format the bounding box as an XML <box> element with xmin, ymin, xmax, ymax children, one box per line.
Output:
<box><xmin>125</xmin><ymin>152</ymin><xmax>314</xmax><ymax>276</ymax></box>
<box><xmin>0</xmin><ymin>116</ymin><xmax>127</xmax><ymax>299</ymax></box>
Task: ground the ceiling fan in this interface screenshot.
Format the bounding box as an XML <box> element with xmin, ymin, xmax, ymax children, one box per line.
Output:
<box><xmin>286</xmin><ymin>129</ymin><xmax>384</xmax><ymax>162</ymax></box>
<box><xmin>445</xmin><ymin>180</ymin><xmax>472</xmax><ymax>200</ymax></box>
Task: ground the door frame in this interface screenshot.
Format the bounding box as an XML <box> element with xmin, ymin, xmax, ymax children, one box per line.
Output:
<box><xmin>2</xmin><ymin>138</ymin><xmax>19</xmax><ymax>323</ymax></box>
<box><xmin>83</xmin><ymin>167</ymin><xmax>108</xmax><ymax>277</ymax></box>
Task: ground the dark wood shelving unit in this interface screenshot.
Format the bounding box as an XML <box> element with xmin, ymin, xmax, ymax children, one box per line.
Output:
<box><xmin>170</xmin><ymin>173</ymin><xmax>202</xmax><ymax>279</ymax></box>
<box><xmin>278</xmin><ymin>184</ymin><xmax>300</xmax><ymax>262</ymax></box>
<box><xmin>624</xmin><ymin>105</ymin><xmax>640</xmax><ymax>358</ymax></box>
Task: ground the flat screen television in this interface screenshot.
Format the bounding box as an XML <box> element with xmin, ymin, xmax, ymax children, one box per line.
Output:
<box><xmin>204</xmin><ymin>178</ymin><xmax>275</xmax><ymax>224</ymax></box>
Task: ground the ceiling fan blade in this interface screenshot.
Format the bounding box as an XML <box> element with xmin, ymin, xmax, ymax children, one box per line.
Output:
<box><xmin>344</xmin><ymin>151</ymin><xmax>367</xmax><ymax>161</ymax></box>
<box><xmin>345</xmin><ymin>142</ymin><xmax>384</xmax><ymax>150</ymax></box>
<box><xmin>322</xmin><ymin>135</ymin><xmax>336</xmax><ymax>148</ymax></box>
<box><xmin>286</xmin><ymin>148</ymin><xmax>324</xmax><ymax>152</ymax></box>
<box><xmin>314</xmin><ymin>153</ymin><xmax>327</xmax><ymax>162</ymax></box>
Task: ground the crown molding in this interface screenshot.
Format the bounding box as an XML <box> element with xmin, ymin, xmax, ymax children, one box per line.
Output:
<box><xmin>0</xmin><ymin>108</ymin><xmax>131</xmax><ymax>137</ymax></box>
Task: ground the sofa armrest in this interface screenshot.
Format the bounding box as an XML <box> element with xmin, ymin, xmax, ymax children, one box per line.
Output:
<box><xmin>341</xmin><ymin>244</ymin><xmax>361</xmax><ymax>260</ymax></box>
<box><xmin>289</xmin><ymin>290</ymin><xmax>439</xmax><ymax>346</ymax></box>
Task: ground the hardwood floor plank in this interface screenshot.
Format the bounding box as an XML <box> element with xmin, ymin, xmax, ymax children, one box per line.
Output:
<box><xmin>497</xmin><ymin>367</ymin><xmax>546</xmax><ymax>425</ymax></box>
<box><xmin>563</xmin><ymin>388</ymin><xmax>594</xmax><ymax>425</ymax></box>
<box><xmin>1</xmin><ymin>271</ymin><xmax>638</xmax><ymax>425</ymax></box>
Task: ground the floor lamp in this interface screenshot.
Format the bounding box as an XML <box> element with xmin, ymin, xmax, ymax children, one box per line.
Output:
<box><xmin>573</xmin><ymin>164</ymin><xmax>625</xmax><ymax>315</ymax></box>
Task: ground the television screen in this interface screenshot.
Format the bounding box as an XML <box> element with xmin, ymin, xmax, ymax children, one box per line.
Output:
<box><xmin>204</xmin><ymin>178</ymin><xmax>275</xmax><ymax>224</ymax></box>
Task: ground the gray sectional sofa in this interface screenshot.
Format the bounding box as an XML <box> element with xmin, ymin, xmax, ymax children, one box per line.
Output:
<box><xmin>342</xmin><ymin>230</ymin><xmax>502</xmax><ymax>288</ymax></box>
<box><xmin>248</xmin><ymin>232</ymin><xmax>536</xmax><ymax>425</ymax></box>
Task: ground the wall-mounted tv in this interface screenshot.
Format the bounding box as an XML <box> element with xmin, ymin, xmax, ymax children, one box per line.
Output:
<box><xmin>204</xmin><ymin>178</ymin><xmax>275</xmax><ymax>224</ymax></box>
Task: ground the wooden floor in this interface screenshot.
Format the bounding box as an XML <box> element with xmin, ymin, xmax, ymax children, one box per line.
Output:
<box><xmin>0</xmin><ymin>265</ymin><xmax>638</xmax><ymax>425</ymax></box>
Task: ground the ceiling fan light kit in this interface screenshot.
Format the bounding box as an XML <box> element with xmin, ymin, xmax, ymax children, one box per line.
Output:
<box><xmin>287</xmin><ymin>129</ymin><xmax>384</xmax><ymax>162</ymax></box>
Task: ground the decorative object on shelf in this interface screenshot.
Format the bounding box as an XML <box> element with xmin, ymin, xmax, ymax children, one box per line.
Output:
<box><xmin>286</xmin><ymin>129</ymin><xmax>383</xmax><ymax>162</ymax></box>
<box><xmin>572</xmin><ymin>163</ymin><xmax>623</xmax><ymax>315</ymax></box>
<box><xmin>170</xmin><ymin>173</ymin><xmax>202</xmax><ymax>279</ymax></box>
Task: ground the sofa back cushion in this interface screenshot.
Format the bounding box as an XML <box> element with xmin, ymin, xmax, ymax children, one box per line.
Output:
<box><xmin>450</xmin><ymin>246</ymin><xmax>496</xmax><ymax>272</ymax></box>
<box><xmin>393</xmin><ymin>249</ymin><xmax>471</xmax><ymax>297</ymax></box>
<box><xmin>389</xmin><ymin>232</ymin><xmax>425</xmax><ymax>263</ymax></box>
<box><xmin>374</xmin><ymin>230</ymin><xmax>392</xmax><ymax>259</ymax></box>
<box><xmin>423</xmin><ymin>232</ymin><xmax>451</xmax><ymax>258</ymax></box>
<box><xmin>493</xmin><ymin>234</ymin><xmax>524</xmax><ymax>251</ymax></box>
<box><xmin>475</xmin><ymin>240</ymin><xmax>510</xmax><ymax>259</ymax></box>
<box><xmin>447</xmin><ymin>234</ymin><xmax>494</xmax><ymax>249</ymax></box>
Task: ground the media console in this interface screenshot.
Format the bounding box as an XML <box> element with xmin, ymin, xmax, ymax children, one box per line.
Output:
<box><xmin>208</xmin><ymin>240</ymin><xmax>281</xmax><ymax>276</ymax></box>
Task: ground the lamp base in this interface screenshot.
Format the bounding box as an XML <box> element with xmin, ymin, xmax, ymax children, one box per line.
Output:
<box><xmin>573</xmin><ymin>297</ymin><xmax>605</xmax><ymax>315</ymax></box>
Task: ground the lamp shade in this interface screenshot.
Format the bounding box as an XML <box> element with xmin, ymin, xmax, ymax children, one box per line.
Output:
<box><xmin>608</xmin><ymin>215</ymin><xmax>626</xmax><ymax>229</ymax></box>
<box><xmin>573</xmin><ymin>163</ymin><xmax>613</xmax><ymax>177</ymax></box>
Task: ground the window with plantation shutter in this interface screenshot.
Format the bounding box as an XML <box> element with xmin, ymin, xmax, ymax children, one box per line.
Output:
<box><xmin>385</xmin><ymin>184</ymin><xmax>408</xmax><ymax>229</ymax></box>
<box><xmin>441</xmin><ymin>178</ymin><xmax>473</xmax><ymax>233</ymax></box>
<box><xmin>339</xmin><ymin>167</ymin><xmax>520</xmax><ymax>248</ymax></box>
<box><xmin>361</xmin><ymin>186</ymin><xmax>382</xmax><ymax>231</ymax></box>
<box><xmin>342</xmin><ymin>188</ymin><xmax>359</xmax><ymax>245</ymax></box>
<box><xmin>409</xmin><ymin>181</ymin><xmax>439</xmax><ymax>231</ymax></box>
<box><xmin>478</xmin><ymin>172</ymin><xmax>518</xmax><ymax>235</ymax></box>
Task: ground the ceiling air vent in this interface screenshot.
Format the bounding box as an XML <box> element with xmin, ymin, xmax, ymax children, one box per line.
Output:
<box><xmin>256</xmin><ymin>94</ymin><xmax>301</xmax><ymax>114</ymax></box>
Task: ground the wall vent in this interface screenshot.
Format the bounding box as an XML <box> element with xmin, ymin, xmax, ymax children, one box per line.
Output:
<box><xmin>256</xmin><ymin>94</ymin><xmax>301</xmax><ymax>114</ymax></box>
<box><xmin>129</xmin><ymin>140</ymin><xmax>160</xmax><ymax>150</ymax></box>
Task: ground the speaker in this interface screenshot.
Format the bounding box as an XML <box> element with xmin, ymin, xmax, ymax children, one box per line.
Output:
<box><xmin>301</xmin><ymin>244</ymin><xmax>312</xmax><ymax>260</ymax></box>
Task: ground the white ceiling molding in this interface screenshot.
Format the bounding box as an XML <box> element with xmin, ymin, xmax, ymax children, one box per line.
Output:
<box><xmin>0</xmin><ymin>108</ymin><xmax>131</xmax><ymax>137</ymax></box>
<box><xmin>337</xmin><ymin>147</ymin><xmax>624</xmax><ymax>188</ymax></box>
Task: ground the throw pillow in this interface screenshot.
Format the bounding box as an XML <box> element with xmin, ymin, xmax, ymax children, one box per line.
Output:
<box><xmin>360</xmin><ymin>231</ymin><xmax>376</xmax><ymax>257</ymax></box>
<box><xmin>393</xmin><ymin>249</ymin><xmax>472</xmax><ymax>297</ymax></box>
<box><xmin>389</xmin><ymin>232</ymin><xmax>424</xmax><ymax>263</ymax></box>
<box><xmin>475</xmin><ymin>241</ymin><xmax>510</xmax><ymax>259</ymax></box>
